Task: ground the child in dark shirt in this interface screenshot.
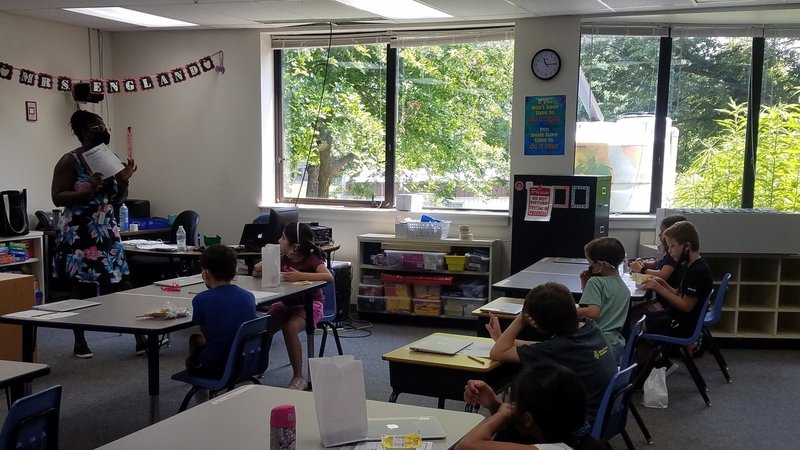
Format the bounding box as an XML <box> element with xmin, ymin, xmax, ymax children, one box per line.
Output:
<box><xmin>187</xmin><ymin>245</ymin><xmax>257</xmax><ymax>378</ymax></box>
<box><xmin>630</xmin><ymin>214</ymin><xmax>687</xmax><ymax>288</ymax></box>
<box><xmin>487</xmin><ymin>282</ymin><xmax>617</xmax><ymax>423</ymax></box>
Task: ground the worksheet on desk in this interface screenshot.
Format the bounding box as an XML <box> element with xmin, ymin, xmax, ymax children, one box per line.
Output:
<box><xmin>457</xmin><ymin>342</ymin><xmax>492</xmax><ymax>358</ymax></box>
<box><xmin>246</xmin><ymin>290</ymin><xmax>281</xmax><ymax>301</ymax></box>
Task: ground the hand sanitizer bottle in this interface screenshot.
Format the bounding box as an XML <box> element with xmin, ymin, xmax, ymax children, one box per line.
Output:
<box><xmin>119</xmin><ymin>203</ymin><xmax>129</xmax><ymax>232</ymax></box>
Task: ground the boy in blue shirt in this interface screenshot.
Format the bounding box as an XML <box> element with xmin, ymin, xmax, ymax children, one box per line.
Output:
<box><xmin>187</xmin><ymin>245</ymin><xmax>257</xmax><ymax>378</ymax></box>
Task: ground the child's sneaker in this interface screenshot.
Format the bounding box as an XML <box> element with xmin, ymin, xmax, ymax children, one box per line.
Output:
<box><xmin>288</xmin><ymin>377</ymin><xmax>307</xmax><ymax>391</ymax></box>
<box><xmin>74</xmin><ymin>343</ymin><xmax>94</xmax><ymax>359</ymax></box>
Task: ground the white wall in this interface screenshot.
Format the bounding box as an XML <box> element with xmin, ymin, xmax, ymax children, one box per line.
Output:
<box><xmin>0</xmin><ymin>12</ymin><xmax>111</xmax><ymax>216</ymax></box>
<box><xmin>0</xmin><ymin>13</ymin><xmax>655</xmax><ymax>300</ymax></box>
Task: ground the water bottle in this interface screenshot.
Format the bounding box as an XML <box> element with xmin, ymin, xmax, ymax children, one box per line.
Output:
<box><xmin>34</xmin><ymin>278</ymin><xmax>43</xmax><ymax>306</ymax></box>
<box><xmin>176</xmin><ymin>225</ymin><xmax>187</xmax><ymax>251</ymax></box>
<box><xmin>119</xmin><ymin>203</ymin><xmax>129</xmax><ymax>232</ymax></box>
<box><xmin>270</xmin><ymin>404</ymin><xmax>296</xmax><ymax>450</ymax></box>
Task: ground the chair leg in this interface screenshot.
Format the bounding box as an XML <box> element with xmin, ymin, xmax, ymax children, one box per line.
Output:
<box><xmin>702</xmin><ymin>327</ymin><xmax>731</xmax><ymax>383</ymax></box>
<box><xmin>178</xmin><ymin>387</ymin><xmax>200</xmax><ymax>412</ymax></box>
<box><xmin>679</xmin><ymin>346</ymin><xmax>711</xmax><ymax>406</ymax></box>
<box><xmin>632</xmin><ymin>345</ymin><xmax>660</xmax><ymax>390</ymax></box>
<box><xmin>622</xmin><ymin>429</ymin><xmax>637</xmax><ymax>450</ymax></box>
<box><xmin>318</xmin><ymin>326</ymin><xmax>329</xmax><ymax>358</ymax></box>
<box><xmin>628</xmin><ymin>402</ymin><xmax>653</xmax><ymax>444</ymax></box>
<box><xmin>330</xmin><ymin>325</ymin><xmax>344</xmax><ymax>355</ymax></box>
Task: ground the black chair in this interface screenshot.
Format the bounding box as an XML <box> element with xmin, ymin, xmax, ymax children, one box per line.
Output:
<box><xmin>0</xmin><ymin>385</ymin><xmax>62</xmax><ymax>450</ymax></box>
<box><xmin>171</xmin><ymin>315</ymin><xmax>272</xmax><ymax>412</ymax></box>
<box><xmin>591</xmin><ymin>364</ymin><xmax>638</xmax><ymax>450</ymax></box>
<box><xmin>317</xmin><ymin>271</ymin><xmax>344</xmax><ymax>357</ymax></box>
<box><xmin>702</xmin><ymin>272</ymin><xmax>733</xmax><ymax>383</ymax></box>
<box><xmin>171</xmin><ymin>210</ymin><xmax>200</xmax><ymax>246</ymax></box>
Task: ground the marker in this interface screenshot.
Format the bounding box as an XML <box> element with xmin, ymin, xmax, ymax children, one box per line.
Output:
<box><xmin>467</xmin><ymin>355</ymin><xmax>486</xmax><ymax>365</ymax></box>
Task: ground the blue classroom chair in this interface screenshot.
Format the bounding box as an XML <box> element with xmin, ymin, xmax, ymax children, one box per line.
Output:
<box><xmin>0</xmin><ymin>385</ymin><xmax>62</xmax><ymax>450</ymax></box>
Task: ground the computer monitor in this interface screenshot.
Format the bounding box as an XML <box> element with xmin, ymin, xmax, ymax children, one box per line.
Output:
<box><xmin>266</xmin><ymin>206</ymin><xmax>299</xmax><ymax>244</ymax></box>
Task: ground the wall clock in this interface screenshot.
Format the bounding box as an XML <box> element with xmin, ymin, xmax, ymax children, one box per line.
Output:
<box><xmin>531</xmin><ymin>48</ymin><xmax>561</xmax><ymax>80</ymax></box>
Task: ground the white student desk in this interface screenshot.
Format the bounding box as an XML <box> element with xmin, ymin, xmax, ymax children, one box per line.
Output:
<box><xmin>494</xmin><ymin>257</ymin><xmax>647</xmax><ymax>299</ymax></box>
<box><xmin>98</xmin><ymin>384</ymin><xmax>483</xmax><ymax>450</ymax></box>
<box><xmin>0</xmin><ymin>276</ymin><xmax>322</xmax><ymax>424</ymax></box>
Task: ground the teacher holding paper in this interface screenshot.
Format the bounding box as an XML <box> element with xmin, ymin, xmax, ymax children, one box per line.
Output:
<box><xmin>51</xmin><ymin>109</ymin><xmax>141</xmax><ymax>358</ymax></box>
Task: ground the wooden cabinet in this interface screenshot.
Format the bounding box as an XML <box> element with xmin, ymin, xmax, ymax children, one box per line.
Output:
<box><xmin>357</xmin><ymin>234</ymin><xmax>502</xmax><ymax>321</ymax></box>
<box><xmin>704</xmin><ymin>254</ymin><xmax>800</xmax><ymax>339</ymax></box>
<box><xmin>0</xmin><ymin>273</ymin><xmax>35</xmax><ymax>360</ymax></box>
<box><xmin>0</xmin><ymin>232</ymin><xmax>44</xmax><ymax>301</ymax></box>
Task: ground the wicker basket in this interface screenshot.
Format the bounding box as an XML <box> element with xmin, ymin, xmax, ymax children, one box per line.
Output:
<box><xmin>395</xmin><ymin>221</ymin><xmax>451</xmax><ymax>240</ymax></box>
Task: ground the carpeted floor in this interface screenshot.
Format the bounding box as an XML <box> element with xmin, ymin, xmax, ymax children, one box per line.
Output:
<box><xmin>2</xmin><ymin>319</ymin><xmax>799</xmax><ymax>449</ymax></box>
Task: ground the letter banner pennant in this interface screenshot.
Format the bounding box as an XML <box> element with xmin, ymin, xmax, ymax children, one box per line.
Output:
<box><xmin>0</xmin><ymin>51</ymin><xmax>223</xmax><ymax>95</ymax></box>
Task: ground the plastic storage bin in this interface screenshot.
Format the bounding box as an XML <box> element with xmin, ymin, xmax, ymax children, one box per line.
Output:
<box><xmin>442</xmin><ymin>296</ymin><xmax>486</xmax><ymax>318</ymax></box>
<box><xmin>413</xmin><ymin>298</ymin><xmax>442</xmax><ymax>316</ymax></box>
<box><xmin>413</xmin><ymin>284</ymin><xmax>442</xmax><ymax>299</ymax></box>
<box><xmin>383</xmin><ymin>282</ymin><xmax>411</xmax><ymax>298</ymax></box>
<box><xmin>358</xmin><ymin>283</ymin><xmax>384</xmax><ymax>296</ymax></box>
<box><xmin>459</xmin><ymin>281</ymin><xmax>488</xmax><ymax>298</ymax></box>
<box><xmin>384</xmin><ymin>250</ymin><xmax>446</xmax><ymax>271</ymax></box>
<box><xmin>465</xmin><ymin>252</ymin><xmax>490</xmax><ymax>272</ymax></box>
<box><xmin>395</xmin><ymin>221</ymin><xmax>451</xmax><ymax>240</ymax></box>
<box><xmin>444</xmin><ymin>255</ymin><xmax>466</xmax><ymax>271</ymax></box>
<box><xmin>358</xmin><ymin>295</ymin><xmax>386</xmax><ymax>312</ymax></box>
<box><xmin>386</xmin><ymin>296</ymin><xmax>412</xmax><ymax>313</ymax></box>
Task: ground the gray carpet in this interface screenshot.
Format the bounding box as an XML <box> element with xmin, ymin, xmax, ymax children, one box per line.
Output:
<box><xmin>2</xmin><ymin>320</ymin><xmax>799</xmax><ymax>449</ymax></box>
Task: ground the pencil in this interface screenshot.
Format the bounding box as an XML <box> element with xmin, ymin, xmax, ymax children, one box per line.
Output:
<box><xmin>467</xmin><ymin>355</ymin><xmax>486</xmax><ymax>365</ymax></box>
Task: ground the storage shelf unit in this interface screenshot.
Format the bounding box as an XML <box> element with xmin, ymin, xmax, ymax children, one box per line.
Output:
<box><xmin>357</xmin><ymin>234</ymin><xmax>502</xmax><ymax>321</ymax></box>
<box><xmin>704</xmin><ymin>254</ymin><xmax>800</xmax><ymax>339</ymax></box>
<box><xmin>0</xmin><ymin>231</ymin><xmax>45</xmax><ymax>300</ymax></box>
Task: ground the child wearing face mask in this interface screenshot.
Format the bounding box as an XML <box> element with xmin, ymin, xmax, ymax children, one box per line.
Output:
<box><xmin>629</xmin><ymin>221</ymin><xmax>713</xmax><ymax>375</ymax></box>
<box><xmin>577</xmin><ymin>237</ymin><xmax>630</xmax><ymax>361</ymax></box>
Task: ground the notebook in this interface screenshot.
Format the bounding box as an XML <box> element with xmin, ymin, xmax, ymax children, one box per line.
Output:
<box><xmin>365</xmin><ymin>416</ymin><xmax>446</xmax><ymax>441</ymax></box>
<box><xmin>33</xmin><ymin>299</ymin><xmax>100</xmax><ymax>312</ymax></box>
<box><xmin>239</xmin><ymin>223</ymin><xmax>271</xmax><ymax>251</ymax></box>
<box><xmin>480</xmin><ymin>302</ymin><xmax>523</xmax><ymax>315</ymax></box>
<box><xmin>408</xmin><ymin>335</ymin><xmax>472</xmax><ymax>355</ymax></box>
<box><xmin>154</xmin><ymin>274</ymin><xmax>204</xmax><ymax>287</ymax></box>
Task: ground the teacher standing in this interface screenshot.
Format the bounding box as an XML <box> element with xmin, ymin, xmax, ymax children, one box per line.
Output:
<box><xmin>51</xmin><ymin>109</ymin><xmax>139</xmax><ymax>358</ymax></box>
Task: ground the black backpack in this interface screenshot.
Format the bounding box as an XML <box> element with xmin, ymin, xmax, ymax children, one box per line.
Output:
<box><xmin>0</xmin><ymin>189</ymin><xmax>30</xmax><ymax>236</ymax></box>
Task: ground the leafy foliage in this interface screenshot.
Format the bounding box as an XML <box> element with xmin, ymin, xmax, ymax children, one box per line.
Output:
<box><xmin>280</xmin><ymin>41</ymin><xmax>513</xmax><ymax>205</ymax></box>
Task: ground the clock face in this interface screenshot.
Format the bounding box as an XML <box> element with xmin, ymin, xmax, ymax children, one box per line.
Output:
<box><xmin>531</xmin><ymin>49</ymin><xmax>561</xmax><ymax>80</ymax></box>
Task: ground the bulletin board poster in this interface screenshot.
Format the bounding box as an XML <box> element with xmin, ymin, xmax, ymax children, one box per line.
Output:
<box><xmin>524</xmin><ymin>95</ymin><xmax>566</xmax><ymax>156</ymax></box>
<box><xmin>525</xmin><ymin>185</ymin><xmax>553</xmax><ymax>222</ymax></box>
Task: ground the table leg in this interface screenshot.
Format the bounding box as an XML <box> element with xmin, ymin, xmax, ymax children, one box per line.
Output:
<box><xmin>437</xmin><ymin>397</ymin><xmax>445</xmax><ymax>409</ymax></box>
<box><xmin>21</xmin><ymin>324</ymin><xmax>35</xmax><ymax>362</ymax></box>
<box><xmin>146</xmin><ymin>332</ymin><xmax>161</xmax><ymax>423</ymax></box>
<box><xmin>305</xmin><ymin>292</ymin><xmax>315</xmax><ymax>389</ymax></box>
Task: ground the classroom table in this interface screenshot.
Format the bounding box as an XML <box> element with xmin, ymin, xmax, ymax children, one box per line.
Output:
<box><xmin>0</xmin><ymin>277</ymin><xmax>321</xmax><ymax>423</ymax></box>
<box><xmin>128</xmin><ymin>275</ymin><xmax>327</xmax><ymax>385</ymax></box>
<box><xmin>97</xmin><ymin>384</ymin><xmax>483</xmax><ymax>450</ymax></box>
<box><xmin>0</xmin><ymin>360</ymin><xmax>50</xmax><ymax>403</ymax></box>
<box><xmin>493</xmin><ymin>256</ymin><xmax>647</xmax><ymax>299</ymax></box>
<box><xmin>382</xmin><ymin>333</ymin><xmax>514</xmax><ymax>410</ymax></box>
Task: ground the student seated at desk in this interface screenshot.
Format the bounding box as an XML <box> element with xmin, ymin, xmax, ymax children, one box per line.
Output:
<box><xmin>187</xmin><ymin>245</ymin><xmax>257</xmax><ymax>378</ymax></box>
<box><xmin>578</xmin><ymin>237</ymin><xmax>630</xmax><ymax>361</ymax></box>
<box><xmin>630</xmin><ymin>221</ymin><xmax>712</xmax><ymax>372</ymax></box>
<box><xmin>252</xmin><ymin>222</ymin><xmax>333</xmax><ymax>390</ymax></box>
<box><xmin>629</xmin><ymin>214</ymin><xmax>687</xmax><ymax>288</ymax></box>
<box><xmin>486</xmin><ymin>283</ymin><xmax>617</xmax><ymax>422</ymax></box>
<box><xmin>458</xmin><ymin>362</ymin><xmax>608</xmax><ymax>450</ymax></box>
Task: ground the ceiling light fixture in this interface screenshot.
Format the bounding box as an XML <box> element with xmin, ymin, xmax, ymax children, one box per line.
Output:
<box><xmin>334</xmin><ymin>0</ymin><xmax>451</xmax><ymax>19</ymax></box>
<box><xmin>63</xmin><ymin>7</ymin><xmax>197</xmax><ymax>27</ymax></box>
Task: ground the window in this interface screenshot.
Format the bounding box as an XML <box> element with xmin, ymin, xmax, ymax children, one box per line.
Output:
<box><xmin>274</xmin><ymin>29</ymin><xmax>513</xmax><ymax>210</ymax></box>
<box><xmin>756</xmin><ymin>38</ymin><xmax>800</xmax><ymax>211</ymax></box>
<box><xmin>576</xmin><ymin>34</ymin><xmax>661</xmax><ymax>213</ymax></box>
<box><xmin>278</xmin><ymin>44</ymin><xmax>387</xmax><ymax>203</ymax></box>
<box><xmin>670</xmin><ymin>37</ymin><xmax>752</xmax><ymax>208</ymax></box>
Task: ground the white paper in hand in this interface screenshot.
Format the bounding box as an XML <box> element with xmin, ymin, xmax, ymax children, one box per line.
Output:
<box><xmin>309</xmin><ymin>355</ymin><xmax>368</xmax><ymax>447</ymax></box>
<box><xmin>261</xmin><ymin>244</ymin><xmax>281</xmax><ymax>288</ymax></box>
<box><xmin>82</xmin><ymin>143</ymin><xmax>124</xmax><ymax>179</ymax></box>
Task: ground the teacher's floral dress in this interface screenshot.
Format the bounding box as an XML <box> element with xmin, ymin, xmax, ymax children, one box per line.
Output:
<box><xmin>53</xmin><ymin>152</ymin><xmax>129</xmax><ymax>285</ymax></box>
